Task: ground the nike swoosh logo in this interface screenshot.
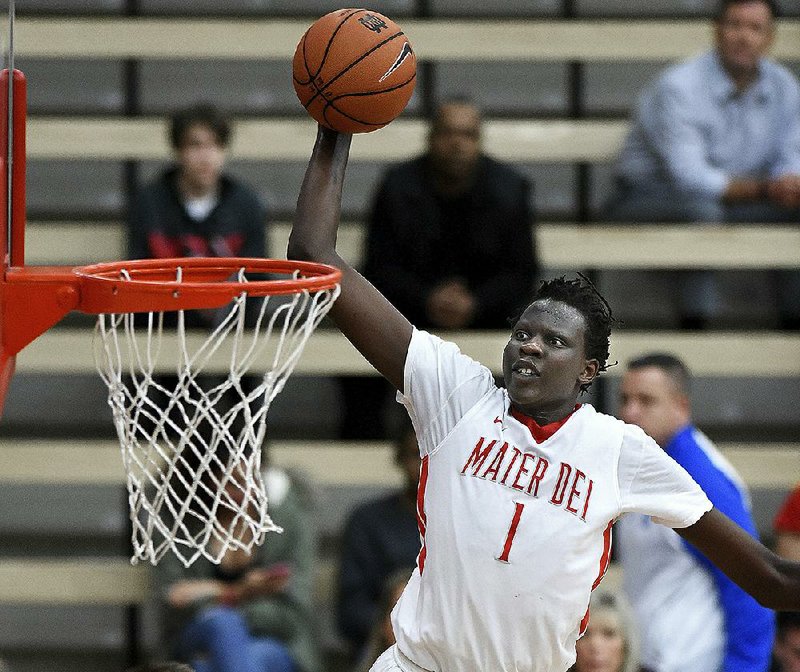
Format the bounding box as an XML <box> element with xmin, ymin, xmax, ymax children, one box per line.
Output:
<box><xmin>494</xmin><ymin>416</ymin><xmax>503</xmax><ymax>425</ymax></box>
<box><xmin>379</xmin><ymin>41</ymin><xmax>413</xmax><ymax>82</ymax></box>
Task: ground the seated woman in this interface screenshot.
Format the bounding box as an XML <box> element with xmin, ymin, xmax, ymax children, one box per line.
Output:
<box><xmin>573</xmin><ymin>590</ymin><xmax>641</xmax><ymax>672</ymax></box>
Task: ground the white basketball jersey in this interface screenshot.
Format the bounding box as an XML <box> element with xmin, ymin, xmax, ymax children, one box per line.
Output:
<box><xmin>391</xmin><ymin>330</ymin><xmax>711</xmax><ymax>672</ymax></box>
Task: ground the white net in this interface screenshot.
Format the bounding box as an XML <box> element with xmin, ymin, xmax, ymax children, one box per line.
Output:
<box><xmin>93</xmin><ymin>267</ymin><xmax>339</xmax><ymax>567</ymax></box>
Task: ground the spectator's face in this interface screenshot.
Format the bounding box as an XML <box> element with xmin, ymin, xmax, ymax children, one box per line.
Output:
<box><xmin>775</xmin><ymin>627</ymin><xmax>800</xmax><ymax>672</ymax></box>
<box><xmin>428</xmin><ymin>103</ymin><xmax>481</xmax><ymax>182</ymax></box>
<box><xmin>176</xmin><ymin>122</ymin><xmax>226</xmax><ymax>195</ymax></box>
<box><xmin>715</xmin><ymin>1</ymin><xmax>774</xmax><ymax>79</ymax></box>
<box><xmin>574</xmin><ymin>612</ymin><xmax>626</xmax><ymax>672</ymax></box>
<box><xmin>619</xmin><ymin>366</ymin><xmax>688</xmax><ymax>448</ymax></box>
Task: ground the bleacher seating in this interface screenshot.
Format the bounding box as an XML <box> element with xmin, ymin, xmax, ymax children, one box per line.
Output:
<box><xmin>1</xmin><ymin>4</ymin><xmax>799</xmax><ymax>672</ymax></box>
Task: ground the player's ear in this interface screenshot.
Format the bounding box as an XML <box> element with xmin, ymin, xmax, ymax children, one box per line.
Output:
<box><xmin>578</xmin><ymin>358</ymin><xmax>600</xmax><ymax>386</ymax></box>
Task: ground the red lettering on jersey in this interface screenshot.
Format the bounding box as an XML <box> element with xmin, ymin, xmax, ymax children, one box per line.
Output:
<box><xmin>500</xmin><ymin>447</ymin><xmax>522</xmax><ymax>485</ymax></box>
<box><xmin>481</xmin><ymin>441</ymin><xmax>508</xmax><ymax>481</ymax></box>
<box><xmin>510</xmin><ymin>452</ymin><xmax>536</xmax><ymax>491</ymax></box>
<box><xmin>581</xmin><ymin>479</ymin><xmax>594</xmax><ymax>521</ymax></box>
<box><xmin>550</xmin><ymin>462</ymin><xmax>572</xmax><ymax>505</ymax></box>
<box><xmin>565</xmin><ymin>469</ymin><xmax>587</xmax><ymax>515</ymax></box>
<box><xmin>497</xmin><ymin>501</ymin><xmax>525</xmax><ymax>563</ymax></box>
<box><xmin>525</xmin><ymin>456</ymin><xmax>549</xmax><ymax>497</ymax></box>
<box><xmin>461</xmin><ymin>437</ymin><xmax>496</xmax><ymax>475</ymax></box>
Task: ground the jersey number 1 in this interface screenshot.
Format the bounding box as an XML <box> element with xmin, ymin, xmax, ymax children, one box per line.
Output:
<box><xmin>497</xmin><ymin>501</ymin><xmax>525</xmax><ymax>563</ymax></box>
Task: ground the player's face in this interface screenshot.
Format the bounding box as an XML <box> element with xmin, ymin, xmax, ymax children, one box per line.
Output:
<box><xmin>774</xmin><ymin>627</ymin><xmax>800</xmax><ymax>672</ymax></box>
<box><xmin>715</xmin><ymin>1</ymin><xmax>774</xmax><ymax>81</ymax></box>
<box><xmin>428</xmin><ymin>103</ymin><xmax>481</xmax><ymax>182</ymax></box>
<box><xmin>618</xmin><ymin>366</ymin><xmax>689</xmax><ymax>448</ymax></box>
<box><xmin>176</xmin><ymin>122</ymin><xmax>226</xmax><ymax>196</ymax></box>
<box><xmin>502</xmin><ymin>299</ymin><xmax>599</xmax><ymax>424</ymax></box>
<box><xmin>574</xmin><ymin>613</ymin><xmax>626</xmax><ymax>672</ymax></box>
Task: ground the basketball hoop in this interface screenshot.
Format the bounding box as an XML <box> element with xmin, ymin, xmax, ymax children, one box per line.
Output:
<box><xmin>2</xmin><ymin>256</ymin><xmax>340</xmax><ymax>567</ymax></box>
<box><xmin>82</xmin><ymin>257</ymin><xmax>341</xmax><ymax>567</ymax></box>
<box><xmin>0</xmin><ymin>61</ymin><xmax>342</xmax><ymax>566</ymax></box>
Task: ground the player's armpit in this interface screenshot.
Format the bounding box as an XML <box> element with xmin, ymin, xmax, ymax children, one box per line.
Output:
<box><xmin>677</xmin><ymin>507</ymin><xmax>800</xmax><ymax>610</ymax></box>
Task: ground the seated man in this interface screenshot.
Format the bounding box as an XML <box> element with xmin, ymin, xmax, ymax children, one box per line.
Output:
<box><xmin>605</xmin><ymin>0</ymin><xmax>800</xmax><ymax>329</ymax></box>
<box><xmin>336</xmin><ymin>419</ymin><xmax>422</xmax><ymax>659</ymax></box>
<box><xmin>339</xmin><ymin>97</ymin><xmax>537</xmax><ymax>438</ymax></box>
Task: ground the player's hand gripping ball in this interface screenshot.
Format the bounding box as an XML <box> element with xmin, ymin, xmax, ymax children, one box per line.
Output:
<box><xmin>292</xmin><ymin>8</ymin><xmax>416</xmax><ymax>134</ymax></box>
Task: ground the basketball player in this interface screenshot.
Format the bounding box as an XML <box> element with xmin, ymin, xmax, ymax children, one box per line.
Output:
<box><xmin>287</xmin><ymin>126</ymin><xmax>800</xmax><ymax>672</ymax></box>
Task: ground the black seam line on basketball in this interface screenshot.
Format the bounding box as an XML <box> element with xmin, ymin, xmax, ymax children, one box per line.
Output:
<box><xmin>301</xmin><ymin>8</ymin><xmax>362</xmax><ymax>85</ymax></box>
<box><xmin>326</xmin><ymin>72</ymin><xmax>416</xmax><ymax>102</ymax></box>
<box><xmin>303</xmin><ymin>31</ymin><xmax>405</xmax><ymax>111</ymax></box>
<box><xmin>323</xmin><ymin>75</ymin><xmax>416</xmax><ymax>127</ymax></box>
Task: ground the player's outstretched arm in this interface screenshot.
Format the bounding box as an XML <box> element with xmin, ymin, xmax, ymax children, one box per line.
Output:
<box><xmin>287</xmin><ymin>125</ymin><xmax>412</xmax><ymax>392</ymax></box>
<box><xmin>677</xmin><ymin>507</ymin><xmax>800</xmax><ymax>610</ymax></box>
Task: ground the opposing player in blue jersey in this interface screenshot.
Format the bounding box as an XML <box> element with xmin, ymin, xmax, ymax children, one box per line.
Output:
<box><xmin>288</xmin><ymin>125</ymin><xmax>800</xmax><ymax>672</ymax></box>
<box><xmin>618</xmin><ymin>353</ymin><xmax>774</xmax><ymax>672</ymax></box>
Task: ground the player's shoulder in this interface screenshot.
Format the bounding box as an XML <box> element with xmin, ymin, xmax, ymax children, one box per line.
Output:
<box><xmin>408</xmin><ymin>328</ymin><xmax>497</xmax><ymax>389</ymax></box>
<box><xmin>587</xmin><ymin>407</ymin><xmax>656</xmax><ymax>451</ymax></box>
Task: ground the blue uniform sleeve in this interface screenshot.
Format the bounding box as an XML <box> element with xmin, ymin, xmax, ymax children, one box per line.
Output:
<box><xmin>670</xmin><ymin>429</ymin><xmax>775</xmax><ymax>672</ymax></box>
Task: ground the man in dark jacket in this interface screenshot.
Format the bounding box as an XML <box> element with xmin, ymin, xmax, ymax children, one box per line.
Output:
<box><xmin>340</xmin><ymin>98</ymin><xmax>537</xmax><ymax>438</ymax></box>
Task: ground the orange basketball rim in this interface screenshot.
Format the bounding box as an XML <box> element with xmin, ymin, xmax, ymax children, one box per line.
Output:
<box><xmin>0</xmin><ymin>68</ymin><xmax>341</xmax><ymax>418</ymax></box>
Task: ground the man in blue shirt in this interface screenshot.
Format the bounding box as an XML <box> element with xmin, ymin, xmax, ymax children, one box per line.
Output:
<box><xmin>617</xmin><ymin>352</ymin><xmax>775</xmax><ymax>672</ymax></box>
<box><xmin>605</xmin><ymin>0</ymin><xmax>800</xmax><ymax>330</ymax></box>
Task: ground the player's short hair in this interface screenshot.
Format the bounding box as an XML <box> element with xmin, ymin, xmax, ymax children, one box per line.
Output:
<box><xmin>521</xmin><ymin>275</ymin><xmax>614</xmax><ymax>392</ymax></box>
<box><xmin>627</xmin><ymin>352</ymin><xmax>691</xmax><ymax>396</ymax></box>
<box><xmin>715</xmin><ymin>0</ymin><xmax>779</xmax><ymax>20</ymax></box>
<box><xmin>169</xmin><ymin>103</ymin><xmax>232</xmax><ymax>150</ymax></box>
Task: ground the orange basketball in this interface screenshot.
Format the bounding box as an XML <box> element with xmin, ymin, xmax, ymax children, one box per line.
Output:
<box><xmin>292</xmin><ymin>8</ymin><xmax>416</xmax><ymax>134</ymax></box>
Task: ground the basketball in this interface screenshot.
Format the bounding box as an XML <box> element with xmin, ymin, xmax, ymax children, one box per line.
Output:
<box><xmin>292</xmin><ymin>8</ymin><xmax>416</xmax><ymax>134</ymax></box>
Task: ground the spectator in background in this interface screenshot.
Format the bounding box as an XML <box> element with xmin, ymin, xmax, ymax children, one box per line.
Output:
<box><xmin>616</xmin><ymin>353</ymin><xmax>774</xmax><ymax>672</ymax></box>
<box><xmin>128</xmin><ymin>103</ymin><xmax>268</xmax><ymax>328</ymax></box>
<box><xmin>340</xmin><ymin>97</ymin><xmax>537</xmax><ymax>438</ymax></box>
<box><xmin>572</xmin><ymin>590</ymin><xmax>641</xmax><ymax>672</ymax></box>
<box><xmin>774</xmin><ymin>484</ymin><xmax>800</xmax><ymax>561</ymax></box>
<box><xmin>155</xmin><ymin>450</ymin><xmax>321</xmax><ymax>672</ymax></box>
<box><xmin>772</xmin><ymin>611</ymin><xmax>800</xmax><ymax>672</ymax></box>
<box><xmin>336</xmin><ymin>418</ymin><xmax>421</xmax><ymax>659</ymax></box>
<box><xmin>605</xmin><ymin>0</ymin><xmax>800</xmax><ymax>330</ymax></box>
<box><xmin>354</xmin><ymin>569</ymin><xmax>415</xmax><ymax>672</ymax></box>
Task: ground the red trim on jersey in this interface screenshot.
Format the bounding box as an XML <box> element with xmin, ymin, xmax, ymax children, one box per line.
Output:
<box><xmin>510</xmin><ymin>404</ymin><xmax>581</xmax><ymax>443</ymax></box>
<box><xmin>579</xmin><ymin>520</ymin><xmax>614</xmax><ymax>636</ymax></box>
<box><xmin>416</xmin><ymin>455</ymin><xmax>430</xmax><ymax>573</ymax></box>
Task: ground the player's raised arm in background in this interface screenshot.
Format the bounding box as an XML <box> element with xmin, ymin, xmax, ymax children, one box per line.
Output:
<box><xmin>677</xmin><ymin>508</ymin><xmax>800</xmax><ymax>610</ymax></box>
<box><xmin>287</xmin><ymin>126</ymin><xmax>413</xmax><ymax>392</ymax></box>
